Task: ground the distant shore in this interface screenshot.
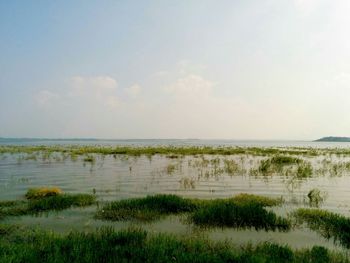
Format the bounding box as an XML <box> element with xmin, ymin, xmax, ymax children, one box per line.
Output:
<box><xmin>315</xmin><ymin>136</ymin><xmax>350</xmax><ymax>142</ymax></box>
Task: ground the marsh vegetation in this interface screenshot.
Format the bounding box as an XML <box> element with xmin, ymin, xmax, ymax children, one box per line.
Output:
<box><xmin>2</xmin><ymin>145</ymin><xmax>350</xmax><ymax>260</ymax></box>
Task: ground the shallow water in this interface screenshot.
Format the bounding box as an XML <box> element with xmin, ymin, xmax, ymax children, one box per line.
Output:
<box><xmin>1</xmin><ymin>147</ymin><xmax>350</xmax><ymax>251</ymax></box>
<box><xmin>2</xmin><ymin>138</ymin><xmax>350</xmax><ymax>148</ymax></box>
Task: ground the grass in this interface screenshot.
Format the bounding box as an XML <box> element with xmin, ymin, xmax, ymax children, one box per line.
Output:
<box><xmin>83</xmin><ymin>155</ymin><xmax>96</xmax><ymax>163</ymax></box>
<box><xmin>307</xmin><ymin>188</ymin><xmax>326</xmax><ymax>207</ymax></box>
<box><xmin>27</xmin><ymin>193</ymin><xmax>96</xmax><ymax>213</ymax></box>
<box><xmin>0</xmin><ymin>188</ymin><xmax>96</xmax><ymax>218</ymax></box>
<box><xmin>293</xmin><ymin>208</ymin><xmax>350</xmax><ymax>248</ymax></box>
<box><xmin>259</xmin><ymin>155</ymin><xmax>303</xmax><ymax>173</ymax></box>
<box><xmin>96</xmin><ymin>194</ymin><xmax>289</xmax><ymax>231</ymax></box>
<box><xmin>0</xmin><ymin>226</ymin><xmax>348</xmax><ymax>263</ymax></box>
<box><xmin>231</xmin><ymin>193</ymin><xmax>283</xmax><ymax>207</ymax></box>
<box><xmin>190</xmin><ymin>199</ymin><xmax>290</xmax><ymax>231</ymax></box>
<box><xmin>166</xmin><ymin>163</ymin><xmax>177</xmax><ymax>174</ymax></box>
<box><xmin>25</xmin><ymin>187</ymin><xmax>63</xmax><ymax>200</ymax></box>
<box><xmin>0</xmin><ymin>145</ymin><xmax>324</xmax><ymax>157</ymax></box>
<box><xmin>257</xmin><ymin>155</ymin><xmax>313</xmax><ymax>179</ymax></box>
<box><xmin>95</xmin><ymin>194</ymin><xmax>197</xmax><ymax>221</ymax></box>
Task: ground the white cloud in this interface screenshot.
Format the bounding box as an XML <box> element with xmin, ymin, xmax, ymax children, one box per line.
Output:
<box><xmin>125</xmin><ymin>84</ymin><xmax>141</xmax><ymax>99</ymax></box>
<box><xmin>294</xmin><ymin>0</ymin><xmax>319</xmax><ymax>14</ymax></box>
<box><xmin>30</xmin><ymin>70</ymin><xmax>312</xmax><ymax>139</ymax></box>
<box><xmin>165</xmin><ymin>74</ymin><xmax>213</xmax><ymax>99</ymax></box>
<box><xmin>69</xmin><ymin>75</ymin><xmax>119</xmax><ymax>108</ymax></box>
<box><xmin>70</xmin><ymin>75</ymin><xmax>117</xmax><ymax>95</ymax></box>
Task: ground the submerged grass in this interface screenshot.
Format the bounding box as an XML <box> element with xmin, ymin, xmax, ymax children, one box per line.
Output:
<box><xmin>293</xmin><ymin>208</ymin><xmax>350</xmax><ymax>248</ymax></box>
<box><xmin>0</xmin><ymin>226</ymin><xmax>348</xmax><ymax>263</ymax></box>
<box><xmin>257</xmin><ymin>155</ymin><xmax>313</xmax><ymax>179</ymax></box>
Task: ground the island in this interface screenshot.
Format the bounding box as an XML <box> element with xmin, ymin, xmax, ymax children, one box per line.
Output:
<box><xmin>315</xmin><ymin>136</ymin><xmax>350</xmax><ymax>142</ymax></box>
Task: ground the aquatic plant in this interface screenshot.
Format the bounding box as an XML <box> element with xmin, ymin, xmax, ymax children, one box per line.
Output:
<box><xmin>179</xmin><ymin>177</ymin><xmax>196</xmax><ymax>189</ymax></box>
<box><xmin>0</xmin><ymin>145</ymin><xmax>327</xmax><ymax>158</ymax></box>
<box><xmin>96</xmin><ymin>193</ymin><xmax>286</xmax><ymax>230</ymax></box>
<box><xmin>83</xmin><ymin>155</ymin><xmax>96</xmax><ymax>163</ymax></box>
<box><xmin>293</xmin><ymin>208</ymin><xmax>350</xmax><ymax>248</ymax></box>
<box><xmin>296</xmin><ymin>162</ymin><xmax>313</xmax><ymax>178</ymax></box>
<box><xmin>190</xmin><ymin>199</ymin><xmax>290</xmax><ymax>231</ymax></box>
<box><xmin>28</xmin><ymin>193</ymin><xmax>96</xmax><ymax>213</ymax></box>
<box><xmin>25</xmin><ymin>187</ymin><xmax>63</xmax><ymax>200</ymax></box>
<box><xmin>95</xmin><ymin>194</ymin><xmax>197</xmax><ymax>221</ymax></box>
<box><xmin>0</xmin><ymin>226</ymin><xmax>347</xmax><ymax>263</ymax></box>
<box><xmin>0</xmin><ymin>191</ymin><xmax>96</xmax><ymax>218</ymax></box>
<box><xmin>223</xmin><ymin>159</ymin><xmax>239</xmax><ymax>175</ymax></box>
<box><xmin>307</xmin><ymin>188</ymin><xmax>327</xmax><ymax>208</ymax></box>
<box><xmin>258</xmin><ymin>155</ymin><xmax>304</xmax><ymax>175</ymax></box>
<box><xmin>231</xmin><ymin>193</ymin><xmax>283</xmax><ymax>207</ymax></box>
<box><xmin>166</xmin><ymin>163</ymin><xmax>177</xmax><ymax>174</ymax></box>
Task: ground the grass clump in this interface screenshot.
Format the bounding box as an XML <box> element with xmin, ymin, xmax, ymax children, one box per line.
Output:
<box><xmin>25</xmin><ymin>187</ymin><xmax>63</xmax><ymax>200</ymax></box>
<box><xmin>223</xmin><ymin>159</ymin><xmax>239</xmax><ymax>175</ymax></box>
<box><xmin>190</xmin><ymin>199</ymin><xmax>290</xmax><ymax>231</ymax></box>
<box><xmin>95</xmin><ymin>194</ymin><xmax>197</xmax><ymax>222</ymax></box>
<box><xmin>270</xmin><ymin>155</ymin><xmax>303</xmax><ymax>165</ymax></box>
<box><xmin>231</xmin><ymin>193</ymin><xmax>283</xmax><ymax>207</ymax></box>
<box><xmin>166</xmin><ymin>164</ymin><xmax>177</xmax><ymax>174</ymax></box>
<box><xmin>259</xmin><ymin>155</ymin><xmax>303</xmax><ymax>174</ymax></box>
<box><xmin>0</xmin><ymin>145</ymin><xmax>323</xmax><ymax>158</ymax></box>
<box><xmin>95</xmin><ymin>194</ymin><xmax>288</xmax><ymax>231</ymax></box>
<box><xmin>293</xmin><ymin>208</ymin><xmax>350</xmax><ymax>248</ymax></box>
<box><xmin>0</xmin><ymin>227</ymin><xmax>347</xmax><ymax>263</ymax></box>
<box><xmin>296</xmin><ymin>162</ymin><xmax>313</xmax><ymax>178</ymax></box>
<box><xmin>0</xmin><ymin>188</ymin><xmax>96</xmax><ymax>218</ymax></box>
<box><xmin>83</xmin><ymin>155</ymin><xmax>95</xmax><ymax>163</ymax></box>
<box><xmin>27</xmin><ymin>193</ymin><xmax>96</xmax><ymax>213</ymax></box>
<box><xmin>0</xmin><ymin>200</ymin><xmax>28</xmax><ymax>219</ymax></box>
<box><xmin>307</xmin><ymin>188</ymin><xmax>327</xmax><ymax>207</ymax></box>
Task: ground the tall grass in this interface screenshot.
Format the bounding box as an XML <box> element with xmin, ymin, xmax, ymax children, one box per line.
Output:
<box><xmin>0</xmin><ymin>226</ymin><xmax>348</xmax><ymax>263</ymax></box>
<box><xmin>190</xmin><ymin>199</ymin><xmax>290</xmax><ymax>231</ymax></box>
<box><xmin>0</xmin><ymin>145</ymin><xmax>325</xmax><ymax>157</ymax></box>
<box><xmin>95</xmin><ymin>194</ymin><xmax>196</xmax><ymax>221</ymax></box>
<box><xmin>0</xmin><ymin>190</ymin><xmax>96</xmax><ymax>218</ymax></box>
<box><xmin>293</xmin><ymin>208</ymin><xmax>350</xmax><ymax>248</ymax></box>
<box><xmin>96</xmin><ymin>194</ymin><xmax>288</xmax><ymax>231</ymax></box>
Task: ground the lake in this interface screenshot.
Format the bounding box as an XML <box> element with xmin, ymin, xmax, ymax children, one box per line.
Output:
<box><xmin>1</xmin><ymin>139</ymin><xmax>350</xmax><ymax>252</ymax></box>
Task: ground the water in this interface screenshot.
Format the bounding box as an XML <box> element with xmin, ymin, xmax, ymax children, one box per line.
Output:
<box><xmin>1</xmin><ymin>139</ymin><xmax>350</xmax><ymax>251</ymax></box>
<box><xmin>2</xmin><ymin>137</ymin><xmax>350</xmax><ymax>148</ymax></box>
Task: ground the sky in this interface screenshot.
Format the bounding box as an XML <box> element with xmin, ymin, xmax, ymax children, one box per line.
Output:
<box><xmin>1</xmin><ymin>0</ymin><xmax>350</xmax><ymax>140</ymax></box>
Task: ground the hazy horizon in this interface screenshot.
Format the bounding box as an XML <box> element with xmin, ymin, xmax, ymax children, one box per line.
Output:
<box><xmin>2</xmin><ymin>1</ymin><xmax>350</xmax><ymax>140</ymax></box>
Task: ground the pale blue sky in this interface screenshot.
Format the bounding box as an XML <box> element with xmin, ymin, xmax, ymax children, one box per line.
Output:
<box><xmin>1</xmin><ymin>0</ymin><xmax>350</xmax><ymax>139</ymax></box>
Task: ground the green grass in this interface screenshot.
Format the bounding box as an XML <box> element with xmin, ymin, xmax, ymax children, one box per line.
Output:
<box><xmin>25</xmin><ymin>187</ymin><xmax>63</xmax><ymax>200</ymax></box>
<box><xmin>307</xmin><ymin>188</ymin><xmax>326</xmax><ymax>207</ymax></box>
<box><xmin>0</xmin><ymin>145</ymin><xmax>324</xmax><ymax>157</ymax></box>
<box><xmin>190</xmin><ymin>199</ymin><xmax>290</xmax><ymax>231</ymax></box>
<box><xmin>83</xmin><ymin>155</ymin><xmax>96</xmax><ymax>163</ymax></box>
<box><xmin>231</xmin><ymin>193</ymin><xmax>283</xmax><ymax>207</ymax></box>
<box><xmin>96</xmin><ymin>194</ymin><xmax>288</xmax><ymax>231</ymax></box>
<box><xmin>27</xmin><ymin>193</ymin><xmax>96</xmax><ymax>213</ymax></box>
<box><xmin>257</xmin><ymin>155</ymin><xmax>313</xmax><ymax>178</ymax></box>
<box><xmin>0</xmin><ymin>192</ymin><xmax>96</xmax><ymax>218</ymax></box>
<box><xmin>259</xmin><ymin>155</ymin><xmax>303</xmax><ymax>173</ymax></box>
<box><xmin>296</xmin><ymin>162</ymin><xmax>313</xmax><ymax>178</ymax></box>
<box><xmin>293</xmin><ymin>208</ymin><xmax>350</xmax><ymax>248</ymax></box>
<box><xmin>0</xmin><ymin>226</ymin><xmax>347</xmax><ymax>263</ymax></box>
<box><xmin>95</xmin><ymin>194</ymin><xmax>197</xmax><ymax>221</ymax></box>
